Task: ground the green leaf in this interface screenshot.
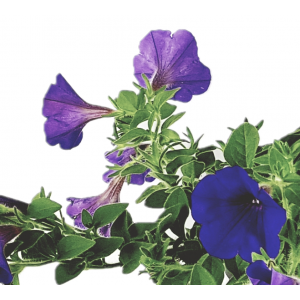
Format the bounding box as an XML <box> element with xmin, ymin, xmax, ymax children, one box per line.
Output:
<box><xmin>190</xmin><ymin>256</ymin><xmax>224</xmax><ymax>285</ymax></box>
<box><xmin>285</xmin><ymin>184</ymin><xmax>300</xmax><ymax>206</ymax></box>
<box><xmin>256</xmin><ymin>120</ymin><xmax>264</xmax><ymax>131</ymax></box>
<box><xmin>181</xmin><ymin>161</ymin><xmax>205</xmax><ymax>179</ymax></box>
<box><xmin>92</xmin><ymin>203</ymin><xmax>129</xmax><ymax>228</ymax></box>
<box><xmin>159</xmin><ymin>129</ymin><xmax>180</xmax><ymax>146</ymax></box>
<box><xmin>57</xmin><ymin>236</ymin><xmax>95</xmax><ymax>260</ymax></box>
<box><xmin>153</xmin><ymin>88</ymin><xmax>180</xmax><ymax>108</ymax></box>
<box><xmin>111</xmin><ymin>210</ymin><xmax>132</xmax><ymax>243</ymax></box>
<box><xmin>141</xmin><ymin>74</ymin><xmax>152</xmax><ymax>92</ymax></box>
<box><xmin>119</xmin><ymin>242</ymin><xmax>152</xmax><ymax>274</ymax></box>
<box><xmin>161</xmin><ymin>268</ymin><xmax>191</xmax><ymax>285</ymax></box>
<box><xmin>269</xmin><ymin>147</ymin><xmax>290</xmax><ymax>177</ymax></box>
<box><xmin>224</xmin><ymin>123</ymin><xmax>259</xmax><ymax>168</ymax></box>
<box><xmin>114</xmin><ymin>128</ymin><xmax>150</xmax><ymax>144</ymax></box>
<box><xmin>129</xmin><ymin>223</ymin><xmax>157</xmax><ymax>239</ymax></box>
<box><xmin>224</xmin><ymin>255</ymin><xmax>249</xmax><ymax>280</ymax></box>
<box><xmin>252</xmin><ymin>165</ymin><xmax>271</xmax><ymax>174</ymax></box>
<box><xmin>196</xmin><ymin>151</ymin><xmax>215</xmax><ymax>169</ymax></box>
<box><xmin>148</xmin><ymin>111</ymin><xmax>155</xmax><ymax>131</ymax></box>
<box><xmin>253</xmin><ymin>154</ymin><xmax>269</xmax><ymax>165</ymax></box>
<box><xmin>15</xmin><ymin>230</ymin><xmax>44</xmax><ymax>252</ymax></box>
<box><xmin>216</xmin><ymin>140</ymin><xmax>225</xmax><ymax>150</ymax></box>
<box><xmin>165</xmin><ymin>149</ymin><xmax>197</xmax><ymax>161</ymax></box>
<box><xmin>145</xmin><ymin>189</ymin><xmax>168</xmax><ymax>208</ymax></box>
<box><xmin>130</xmin><ymin>109</ymin><xmax>150</xmax><ymax>129</ymax></box>
<box><xmin>82</xmin><ymin>209</ymin><xmax>93</xmax><ymax>228</ymax></box>
<box><xmin>135</xmin><ymin>183</ymin><xmax>167</xmax><ymax>204</ymax></box>
<box><xmin>27</xmin><ymin>197</ymin><xmax>62</xmax><ymax>219</ymax></box>
<box><xmin>149</xmin><ymin>172</ymin><xmax>179</xmax><ymax>186</ymax></box>
<box><xmin>88</xmin><ymin>237</ymin><xmax>124</xmax><ymax>261</ymax></box>
<box><xmin>137</xmin><ymin>89</ymin><xmax>146</xmax><ymax>109</ymax></box>
<box><xmin>161</xmin><ymin>112</ymin><xmax>185</xmax><ymax>130</ymax></box>
<box><xmin>166</xmin><ymin>156</ymin><xmax>194</xmax><ymax>174</ymax></box>
<box><xmin>117</xmin><ymin>91</ymin><xmax>138</xmax><ymax>112</ymax></box>
<box><xmin>36</xmin><ymin>233</ymin><xmax>56</xmax><ymax>257</ymax></box>
<box><xmin>121</xmin><ymin>164</ymin><xmax>147</xmax><ymax>176</ymax></box>
<box><xmin>177</xmin><ymin>240</ymin><xmax>202</xmax><ymax>265</ymax></box>
<box><xmin>160</xmin><ymin>103</ymin><xmax>177</xmax><ymax>119</ymax></box>
<box><xmin>56</xmin><ymin>259</ymin><xmax>85</xmax><ymax>285</ymax></box>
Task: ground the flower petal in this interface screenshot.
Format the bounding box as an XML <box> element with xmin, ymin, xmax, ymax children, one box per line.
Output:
<box><xmin>105</xmin><ymin>148</ymin><xmax>136</xmax><ymax>166</ymax></box>
<box><xmin>191</xmin><ymin>166</ymin><xmax>286</xmax><ymax>262</ymax></box>
<box><xmin>0</xmin><ymin>226</ymin><xmax>22</xmax><ymax>285</ymax></box>
<box><xmin>246</xmin><ymin>261</ymin><xmax>271</xmax><ymax>285</ymax></box>
<box><xmin>134</xmin><ymin>30</ymin><xmax>211</xmax><ymax>102</ymax></box>
<box><xmin>43</xmin><ymin>74</ymin><xmax>113</xmax><ymax>149</ymax></box>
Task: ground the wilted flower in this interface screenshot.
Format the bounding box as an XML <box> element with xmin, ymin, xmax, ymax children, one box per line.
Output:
<box><xmin>103</xmin><ymin>147</ymin><xmax>155</xmax><ymax>185</ymax></box>
<box><xmin>191</xmin><ymin>166</ymin><xmax>286</xmax><ymax>262</ymax></box>
<box><xmin>247</xmin><ymin>261</ymin><xmax>300</xmax><ymax>285</ymax></box>
<box><xmin>43</xmin><ymin>74</ymin><xmax>114</xmax><ymax>150</ymax></box>
<box><xmin>67</xmin><ymin>176</ymin><xmax>125</xmax><ymax>237</ymax></box>
<box><xmin>134</xmin><ymin>30</ymin><xmax>211</xmax><ymax>102</ymax></box>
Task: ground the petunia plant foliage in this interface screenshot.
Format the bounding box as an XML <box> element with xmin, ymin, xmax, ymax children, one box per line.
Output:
<box><xmin>1</xmin><ymin>29</ymin><xmax>300</xmax><ymax>285</ymax></box>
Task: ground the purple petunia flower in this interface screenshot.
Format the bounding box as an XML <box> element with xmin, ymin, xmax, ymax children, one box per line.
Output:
<box><xmin>191</xmin><ymin>166</ymin><xmax>286</xmax><ymax>263</ymax></box>
<box><xmin>0</xmin><ymin>226</ymin><xmax>23</xmax><ymax>284</ymax></box>
<box><xmin>103</xmin><ymin>147</ymin><xmax>155</xmax><ymax>185</ymax></box>
<box><xmin>0</xmin><ymin>196</ymin><xmax>28</xmax><ymax>284</ymax></box>
<box><xmin>43</xmin><ymin>74</ymin><xmax>114</xmax><ymax>150</ymax></box>
<box><xmin>247</xmin><ymin>261</ymin><xmax>300</xmax><ymax>285</ymax></box>
<box><xmin>67</xmin><ymin>176</ymin><xmax>125</xmax><ymax>237</ymax></box>
<box><xmin>134</xmin><ymin>30</ymin><xmax>211</xmax><ymax>102</ymax></box>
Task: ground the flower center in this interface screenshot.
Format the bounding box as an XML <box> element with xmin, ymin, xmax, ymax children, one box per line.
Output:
<box><xmin>252</xmin><ymin>199</ymin><xmax>260</xmax><ymax>205</ymax></box>
<box><xmin>152</xmin><ymin>68</ymin><xmax>173</xmax><ymax>91</ymax></box>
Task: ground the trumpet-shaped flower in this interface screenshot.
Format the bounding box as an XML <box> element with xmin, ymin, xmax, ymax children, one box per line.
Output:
<box><xmin>67</xmin><ymin>176</ymin><xmax>125</xmax><ymax>237</ymax></box>
<box><xmin>0</xmin><ymin>195</ymin><xmax>27</xmax><ymax>284</ymax></box>
<box><xmin>134</xmin><ymin>30</ymin><xmax>211</xmax><ymax>102</ymax></box>
<box><xmin>247</xmin><ymin>261</ymin><xmax>300</xmax><ymax>285</ymax></box>
<box><xmin>103</xmin><ymin>148</ymin><xmax>155</xmax><ymax>185</ymax></box>
<box><xmin>191</xmin><ymin>166</ymin><xmax>286</xmax><ymax>262</ymax></box>
<box><xmin>0</xmin><ymin>226</ymin><xmax>22</xmax><ymax>284</ymax></box>
<box><xmin>43</xmin><ymin>74</ymin><xmax>114</xmax><ymax>149</ymax></box>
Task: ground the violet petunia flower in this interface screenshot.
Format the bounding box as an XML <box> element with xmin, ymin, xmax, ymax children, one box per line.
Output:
<box><xmin>191</xmin><ymin>166</ymin><xmax>286</xmax><ymax>263</ymax></box>
<box><xmin>134</xmin><ymin>30</ymin><xmax>211</xmax><ymax>102</ymax></box>
<box><xmin>0</xmin><ymin>226</ymin><xmax>23</xmax><ymax>284</ymax></box>
<box><xmin>103</xmin><ymin>148</ymin><xmax>155</xmax><ymax>185</ymax></box>
<box><xmin>247</xmin><ymin>261</ymin><xmax>300</xmax><ymax>285</ymax></box>
<box><xmin>43</xmin><ymin>74</ymin><xmax>114</xmax><ymax>149</ymax></box>
<box><xmin>67</xmin><ymin>176</ymin><xmax>125</xmax><ymax>237</ymax></box>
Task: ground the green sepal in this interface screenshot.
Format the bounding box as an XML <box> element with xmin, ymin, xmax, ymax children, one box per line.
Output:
<box><xmin>82</xmin><ymin>209</ymin><xmax>93</xmax><ymax>228</ymax></box>
<box><xmin>153</xmin><ymin>88</ymin><xmax>180</xmax><ymax>109</ymax></box>
<box><xmin>121</xmin><ymin>164</ymin><xmax>147</xmax><ymax>176</ymax></box>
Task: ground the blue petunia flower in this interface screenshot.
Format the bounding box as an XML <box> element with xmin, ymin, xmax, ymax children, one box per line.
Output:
<box><xmin>247</xmin><ymin>261</ymin><xmax>300</xmax><ymax>285</ymax></box>
<box><xmin>191</xmin><ymin>166</ymin><xmax>286</xmax><ymax>262</ymax></box>
<box><xmin>67</xmin><ymin>176</ymin><xmax>125</xmax><ymax>237</ymax></box>
<box><xmin>103</xmin><ymin>148</ymin><xmax>155</xmax><ymax>185</ymax></box>
<box><xmin>43</xmin><ymin>74</ymin><xmax>114</xmax><ymax>150</ymax></box>
<box><xmin>134</xmin><ymin>30</ymin><xmax>211</xmax><ymax>102</ymax></box>
<box><xmin>0</xmin><ymin>195</ymin><xmax>28</xmax><ymax>285</ymax></box>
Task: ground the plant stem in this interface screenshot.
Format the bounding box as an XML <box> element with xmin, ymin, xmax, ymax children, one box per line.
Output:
<box><xmin>87</xmin><ymin>262</ymin><xmax>122</xmax><ymax>269</ymax></box>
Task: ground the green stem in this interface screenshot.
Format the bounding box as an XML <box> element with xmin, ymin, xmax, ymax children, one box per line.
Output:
<box><xmin>153</xmin><ymin>114</ymin><xmax>161</xmax><ymax>142</ymax></box>
<box><xmin>9</xmin><ymin>260</ymin><xmax>52</xmax><ymax>267</ymax></box>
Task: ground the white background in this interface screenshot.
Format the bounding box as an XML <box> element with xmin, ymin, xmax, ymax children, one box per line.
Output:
<box><xmin>1</xmin><ymin>0</ymin><xmax>300</xmax><ymax>295</ymax></box>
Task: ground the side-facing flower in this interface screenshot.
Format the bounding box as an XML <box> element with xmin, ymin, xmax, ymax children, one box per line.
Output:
<box><xmin>67</xmin><ymin>176</ymin><xmax>125</xmax><ymax>237</ymax></box>
<box><xmin>0</xmin><ymin>226</ymin><xmax>22</xmax><ymax>284</ymax></box>
<box><xmin>191</xmin><ymin>166</ymin><xmax>286</xmax><ymax>262</ymax></box>
<box><xmin>134</xmin><ymin>30</ymin><xmax>211</xmax><ymax>102</ymax></box>
<box><xmin>0</xmin><ymin>195</ymin><xmax>28</xmax><ymax>284</ymax></box>
<box><xmin>247</xmin><ymin>261</ymin><xmax>300</xmax><ymax>285</ymax></box>
<box><xmin>103</xmin><ymin>147</ymin><xmax>155</xmax><ymax>185</ymax></box>
<box><xmin>43</xmin><ymin>74</ymin><xmax>114</xmax><ymax>149</ymax></box>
